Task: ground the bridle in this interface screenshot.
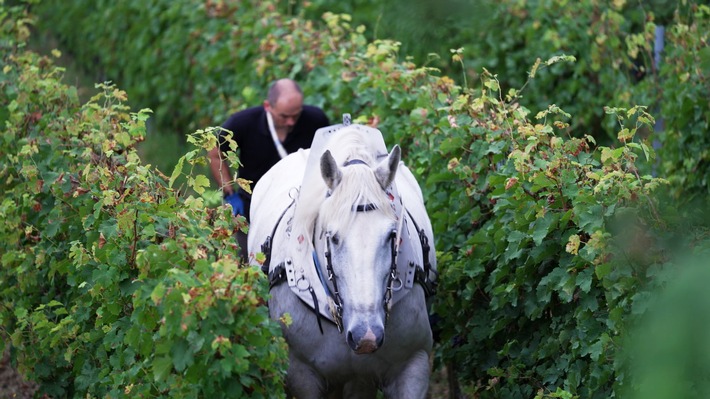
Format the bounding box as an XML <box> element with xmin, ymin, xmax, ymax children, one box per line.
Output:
<box><xmin>318</xmin><ymin>209</ymin><xmax>401</xmax><ymax>332</ymax></box>
<box><xmin>315</xmin><ymin>157</ymin><xmax>403</xmax><ymax>332</ymax></box>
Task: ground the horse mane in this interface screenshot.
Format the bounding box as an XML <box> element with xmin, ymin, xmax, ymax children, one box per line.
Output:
<box><xmin>312</xmin><ymin>128</ymin><xmax>397</xmax><ymax>232</ymax></box>
<box><xmin>319</xmin><ymin>165</ymin><xmax>397</xmax><ymax>232</ymax></box>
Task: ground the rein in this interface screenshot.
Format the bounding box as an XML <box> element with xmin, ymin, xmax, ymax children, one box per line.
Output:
<box><xmin>405</xmin><ymin>209</ymin><xmax>438</xmax><ymax>297</ymax></box>
<box><xmin>263</xmin><ymin>197</ymin><xmax>296</xmax><ymax>279</ymax></box>
<box><xmin>323</xmin><ymin>233</ymin><xmax>344</xmax><ymax>331</ymax></box>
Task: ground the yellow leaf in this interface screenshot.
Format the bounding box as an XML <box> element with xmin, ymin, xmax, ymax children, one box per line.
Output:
<box><xmin>566</xmin><ymin>234</ymin><xmax>580</xmax><ymax>255</ymax></box>
<box><xmin>529</xmin><ymin>58</ymin><xmax>541</xmax><ymax>78</ymax></box>
<box><xmin>505</xmin><ymin>177</ymin><xmax>518</xmax><ymax>190</ymax></box>
<box><xmin>550</xmin><ymin>136</ymin><xmax>563</xmax><ymax>149</ymax></box>
<box><xmin>484</xmin><ymin>79</ymin><xmax>500</xmax><ymax>92</ymax></box>
<box><xmin>112</xmin><ymin>89</ymin><xmax>128</xmax><ymax>102</ymax></box>
<box><xmin>236</xmin><ymin>177</ymin><xmax>252</xmax><ymax>194</ymax></box>
<box><xmin>191</xmin><ymin>174</ymin><xmax>210</xmax><ymax>195</ymax></box>
<box><xmin>617</xmin><ymin>128</ymin><xmax>634</xmax><ymax>142</ymax></box>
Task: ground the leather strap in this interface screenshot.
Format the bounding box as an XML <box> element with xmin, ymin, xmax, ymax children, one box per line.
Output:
<box><xmin>266</xmin><ymin>110</ymin><xmax>288</xmax><ymax>159</ymax></box>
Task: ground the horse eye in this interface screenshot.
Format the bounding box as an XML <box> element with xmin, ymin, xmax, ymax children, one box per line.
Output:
<box><xmin>330</xmin><ymin>233</ymin><xmax>340</xmax><ymax>246</ymax></box>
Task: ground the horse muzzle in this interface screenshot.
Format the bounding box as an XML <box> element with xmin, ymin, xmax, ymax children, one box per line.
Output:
<box><xmin>347</xmin><ymin>323</ymin><xmax>384</xmax><ymax>354</ymax></box>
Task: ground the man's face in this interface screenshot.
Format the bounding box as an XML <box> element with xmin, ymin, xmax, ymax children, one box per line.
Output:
<box><xmin>266</xmin><ymin>93</ymin><xmax>303</xmax><ymax>134</ymax></box>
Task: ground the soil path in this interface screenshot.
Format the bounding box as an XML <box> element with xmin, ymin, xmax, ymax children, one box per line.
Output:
<box><xmin>0</xmin><ymin>348</ymin><xmax>38</xmax><ymax>398</ymax></box>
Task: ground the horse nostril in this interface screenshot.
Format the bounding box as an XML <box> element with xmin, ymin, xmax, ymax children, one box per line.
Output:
<box><xmin>346</xmin><ymin>324</ymin><xmax>383</xmax><ymax>354</ymax></box>
<box><xmin>347</xmin><ymin>330</ymin><xmax>357</xmax><ymax>351</ymax></box>
<box><xmin>371</xmin><ymin>325</ymin><xmax>385</xmax><ymax>348</ymax></box>
<box><xmin>376</xmin><ymin>331</ymin><xmax>384</xmax><ymax>348</ymax></box>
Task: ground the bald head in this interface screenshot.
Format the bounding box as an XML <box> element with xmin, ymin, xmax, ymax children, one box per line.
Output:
<box><xmin>267</xmin><ymin>79</ymin><xmax>303</xmax><ymax>106</ymax></box>
<box><xmin>264</xmin><ymin>79</ymin><xmax>304</xmax><ymax>135</ymax></box>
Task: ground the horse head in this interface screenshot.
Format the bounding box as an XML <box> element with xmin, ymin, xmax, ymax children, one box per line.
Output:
<box><xmin>315</xmin><ymin>144</ymin><xmax>402</xmax><ymax>354</ymax></box>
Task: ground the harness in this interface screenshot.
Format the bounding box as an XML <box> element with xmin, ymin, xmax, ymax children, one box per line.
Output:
<box><xmin>264</xmin><ymin>186</ymin><xmax>437</xmax><ymax>334</ymax></box>
<box><xmin>261</xmin><ymin>115</ymin><xmax>436</xmax><ymax>334</ymax></box>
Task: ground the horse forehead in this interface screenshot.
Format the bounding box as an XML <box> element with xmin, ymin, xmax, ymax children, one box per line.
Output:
<box><xmin>347</xmin><ymin>219</ymin><xmax>397</xmax><ymax>252</ymax></box>
<box><xmin>352</xmin><ymin>211</ymin><xmax>394</xmax><ymax>232</ymax></box>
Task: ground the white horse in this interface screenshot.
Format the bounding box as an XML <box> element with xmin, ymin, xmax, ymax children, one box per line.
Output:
<box><xmin>248</xmin><ymin>123</ymin><xmax>437</xmax><ymax>398</ymax></box>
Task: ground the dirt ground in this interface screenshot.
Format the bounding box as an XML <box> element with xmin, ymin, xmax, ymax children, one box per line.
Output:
<box><xmin>0</xmin><ymin>348</ymin><xmax>37</xmax><ymax>399</ymax></box>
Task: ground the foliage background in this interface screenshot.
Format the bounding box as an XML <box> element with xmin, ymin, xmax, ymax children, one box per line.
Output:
<box><xmin>1</xmin><ymin>0</ymin><xmax>709</xmax><ymax>397</ymax></box>
<box><xmin>1</xmin><ymin>3</ymin><xmax>287</xmax><ymax>397</ymax></box>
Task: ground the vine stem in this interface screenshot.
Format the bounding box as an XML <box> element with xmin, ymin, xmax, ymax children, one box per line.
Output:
<box><xmin>130</xmin><ymin>209</ymin><xmax>138</xmax><ymax>267</ymax></box>
<box><xmin>631</xmin><ymin>167</ymin><xmax>663</xmax><ymax>226</ymax></box>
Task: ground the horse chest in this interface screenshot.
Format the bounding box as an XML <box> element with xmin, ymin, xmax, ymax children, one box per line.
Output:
<box><xmin>273</xmin><ymin>283</ymin><xmax>432</xmax><ymax>371</ymax></box>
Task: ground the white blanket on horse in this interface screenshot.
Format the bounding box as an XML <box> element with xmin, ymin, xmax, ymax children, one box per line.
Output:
<box><xmin>248</xmin><ymin>124</ymin><xmax>436</xmax><ymax>322</ymax></box>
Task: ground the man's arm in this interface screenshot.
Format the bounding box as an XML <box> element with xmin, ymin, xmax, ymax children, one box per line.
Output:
<box><xmin>208</xmin><ymin>146</ymin><xmax>234</xmax><ymax>196</ymax></box>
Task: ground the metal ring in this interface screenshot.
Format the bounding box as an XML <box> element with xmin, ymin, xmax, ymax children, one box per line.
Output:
<box><xmin>296</xmin><ymin>275</ymin><xmax>311</xmax><ymax>291</ymax></box>
<box><xmin>391</xmin><ymin>277</ymin><xmax>403</xmax><ymax>292</ymax></box>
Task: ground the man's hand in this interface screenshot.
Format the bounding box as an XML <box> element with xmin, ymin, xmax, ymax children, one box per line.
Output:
<box><xmin>222</xmin><ymin>184</ymin><xmax>235</xmax><ymax>196</ymax></box>
<box><xmin>208</xmin><ymin>146</ymin><xmax>235</xmax><ymax>196</ymax></box>
<box><xmin>224</xmin><ymin>192</ymin><xmax>244</xmax><ymax>216</ymax></box>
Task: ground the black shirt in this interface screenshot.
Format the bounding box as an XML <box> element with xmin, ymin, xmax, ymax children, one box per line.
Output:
<box><xmin>218</xmin><ymin>105</ymin><xmax>329</xmax><ymax>194</ymax></box>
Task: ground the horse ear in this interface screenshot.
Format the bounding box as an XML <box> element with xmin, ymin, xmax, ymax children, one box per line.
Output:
<box><xmin>320</xmin><ymin>150</ymin><xmax>342</xmax><ymax>190</ymax></box>
<box><xmin>375</xmin><ymin>145</ymin><xmax>401</xmax><ymax>190</ymax></box>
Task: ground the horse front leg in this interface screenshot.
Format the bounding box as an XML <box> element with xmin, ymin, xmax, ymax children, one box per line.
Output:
<box><xmin>381</xmin><ymin>350</ymin><xmax>431</xmax><ymax>399</ymax></box>
<box><xmin>285</xmin><ymin>355</ymin><xmax>329</xmax><ymax>399</ymax></box>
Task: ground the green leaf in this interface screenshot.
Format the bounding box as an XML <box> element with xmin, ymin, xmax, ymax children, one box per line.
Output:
<box><xmin>507</xmin><ymin>230</ymin><xmax>527</xmax><ymax>244</ymax></box>
<box><xmin>169</xmin><ymin>156</ymin><xmax>185</xmax><ymax>188</ymax></box>
<box><xmin>539</xmin><ymin>266</ymin><xmax>575</xmax><ymax>302</ymax></box>
<box><xmin>439</xmin><ymin>136</ymin><xmax>463</xmax><ymax>153</ymax></box>
<box><xmin>171</xmin><ymin>339</ymin><xmax>193</xmax><ymax>372</ymax></box>
<box><xmin>151</xmin><ymin>282</ymin><xmax>166</xmax><ymax>305</ymax></box>
<box><xmin>577</xmin><ymin>268</ymin><xmax>593</xmax><ymax>293</ymax></box>
<box><xmin>152</xmin><ymin>356</ymin><xmax>173</xmax><ymax>382</ymax></box>
<box><xmin>577</xmin><ymin>204</ymin><xmax>603</xmax><ymax>232</ymax></box>
<box><xmin>487</xmin><ymin>140</ymin><xmax>508</xmax><ymax>155</ymax></box>
<box><xmin>14</xmin><ymin>307</ymin><xmax>28</xmax><ymax>320</ymax></box>
<box><xmin>167</xmin><ymin>268</ymin><xmax>199</xmax><ymax>287</ymax></box>
<box><xmin>425</xmin><ymin>172</ymin><xmax>456</xmax><ymax>184</ymax></box>
<box><xmin>588</xmin><ymin>336</ymin><xmax>604</xmax><ymax>361</ymax></box>
<box><xmin>699</xmin><ymin>45</ymin><xmax>710</xmax><ymax>74</ymax></box>
<box><xmin>640</xmin><ymin>142</ymin><xmax>651</xmax><ymax>161</ymax></box>
<box><xmin>595</xmin><ymin>263</ymin><xmax>612</xmax><ymax>280</ymax></box>
<box><xmin>532</xmin><ymin>213</ymin><xmax>558</xmax><ymax>245</ymax></box>
<box><xmin>46</xmin><ymin>300</ymin><xmax>64</xmax><ymax>308</ymax></box>
<box><xmin>187</xmin><ymin>330</ymin><xmax>205</xmax><ymax>353</ymax></box>
<box><xmin>45</xmin><ymin>221</ymin><xmax>61</xmax><ymax>238</ymax></box>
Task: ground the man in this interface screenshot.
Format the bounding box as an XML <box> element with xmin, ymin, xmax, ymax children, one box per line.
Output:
<box><xmin>208</xmin><ymin>78</ymin><xmax>329</xmax><ymax>259</ymax></box>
